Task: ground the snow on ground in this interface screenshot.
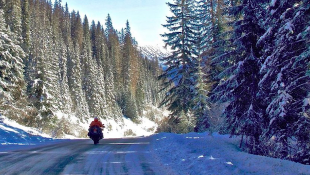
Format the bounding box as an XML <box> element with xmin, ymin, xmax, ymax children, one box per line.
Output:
<box><xmin>101</xmin><ymin>116</ymin><xmax>157</xmax><ymax>138</ymax></box>
<box><xmin>54</xmin><ymin>105</ymin><xmax>160</xmax><ymax>138</ymax></box>
<box><xmin>1</xmin><ymin>114</ymin><xmax>309</xmax><ymax>175</ymax></box>
<box><xmin>150</xmin><ymin>132</ymin><xmax>310</xmax><ymax>175</ymax></box>
<box><xmin>0</xmin><ymin>116</ymin><xmax>52</xmax><ymax>144</ymax></box>
<box><xmin>0</xmin><ymin>115</ymin><xmax>68</xmax><ymax>152</ymax></box>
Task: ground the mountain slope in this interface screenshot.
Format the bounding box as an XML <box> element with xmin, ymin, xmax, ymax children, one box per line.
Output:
<box><xmin>139</xmin><ymin>45</ymin><xmax>170</xmax><ymax>60</ymax></box>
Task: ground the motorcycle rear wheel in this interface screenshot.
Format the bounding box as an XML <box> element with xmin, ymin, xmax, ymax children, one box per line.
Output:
<box><xmin>93</xmin><ymin>138</ymin><xmax>99</xmax><ymax>145</ymax></box>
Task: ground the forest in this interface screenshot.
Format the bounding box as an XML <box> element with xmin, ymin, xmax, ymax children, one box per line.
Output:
<box><xmin>0</xmin><ymin>0</ymin><xmax>163</xmax><ymax>137</ymax></box>
<box><xmin>159</xmin><ymin>0</ymin><xmax>310</xmax><ymax>164</ymax></box>
<box><xmin>0</xmin><ymin>0</ymin><xmax>310</xmax><ymax>165</ymax></box>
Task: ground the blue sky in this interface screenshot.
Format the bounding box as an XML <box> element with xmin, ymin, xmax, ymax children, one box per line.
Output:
<box><xmin>57</xmin><ymin>0</ymin><xmax>172</xmax><ymax>47</ymax></box>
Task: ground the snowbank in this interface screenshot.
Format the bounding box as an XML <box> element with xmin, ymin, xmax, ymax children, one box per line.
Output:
<box><xmin>150</xmin><ymin>132</ymin><xmax>310</xmax><ymax>175</ymax></box>
<box><xmin>0</xmin><ymin>115</ymin><xmax>68</xmax><ymax>151</ymax></box>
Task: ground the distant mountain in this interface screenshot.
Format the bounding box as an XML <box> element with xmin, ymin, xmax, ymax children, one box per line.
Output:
<box><xmin>139</xmin><ymin>45</ymin><xmax>171</xmax><ymax>60</ymax></box>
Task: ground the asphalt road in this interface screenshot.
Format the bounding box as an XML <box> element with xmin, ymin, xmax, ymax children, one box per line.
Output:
<box><xmin>0</xmin><ymin>137</ymin><xmax>166</xmax><ymax>175</ymax></box>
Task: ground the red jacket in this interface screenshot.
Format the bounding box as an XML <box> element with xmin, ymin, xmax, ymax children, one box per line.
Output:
<box><xmin>90</xmin><ymin>119</ymin><xmax>104</xmax><ymax>128</ymax></box>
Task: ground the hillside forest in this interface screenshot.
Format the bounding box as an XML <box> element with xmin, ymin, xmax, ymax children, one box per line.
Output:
<box><xmin>0</xmin><ymin>0</ymin><xmax>164</xmax><ymax>137</ymax></box>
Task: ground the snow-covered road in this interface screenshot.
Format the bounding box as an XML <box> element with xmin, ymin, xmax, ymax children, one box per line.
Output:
<box><xmin>0</xmin><ymin>137</ymin><xmax>163</xmax><ymax>175</ymax></box>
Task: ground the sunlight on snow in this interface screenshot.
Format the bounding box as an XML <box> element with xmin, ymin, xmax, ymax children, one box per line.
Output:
<box><xmin>156</xmin><ymin>137</ymin><xmax>167</xmax><ymax>141</ymax></box>
<box><xmin>208</xmin><ymin>155</ymin><xmax>216</xmax><ymax>160</ymax></box>
<box><xmin>226</xmin><ymin>162</ymin><xmax>234</xmax><ymax>165</ymax></box>
<box><xmin>186</xmin><ymin>137</ymin><xmax>201</xmax><ymax>139</ymax></box>
<box><xmin>115</xmin><ymin>151</ymin><xmax>138</xmax><ymax>154</ymax></box>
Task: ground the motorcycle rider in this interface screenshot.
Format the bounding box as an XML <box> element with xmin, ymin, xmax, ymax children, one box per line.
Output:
<box><xmin>90</xmin><ymin>117</ymin><xmax>104</xmax><ymax>128</ymax></box>
<box><xmin>88</xmin><ymin>117</ymin><xmax>105</xmax><ymax>139</ymax></box>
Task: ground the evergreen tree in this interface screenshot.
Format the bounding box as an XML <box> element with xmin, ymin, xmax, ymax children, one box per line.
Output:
<box><xmin>105</xmin><ymin>14</ymin><xmax>114</xmax><ymax>39</ymax></box>
<box><xmin>123</xmin><ymin>20</ymin><xmax>139</xmax><ymax>96</ymax></box>
<box><xmin>81</xmin><ymin>15</ymin><xmax>107</xmax><ymax>117</ymax></box>
<box><xmin>4</xmin><ymin>0</ymin><xmax>22</xmax><ymax>40</ymax></box>
<box><xmin>191</xmin><ymin>0</ymin><xmax>216</xmax><ymax>132</ymax></box>
<box><xmin>0</xmin><ymin>9</ymin><xmax>27</xmax><ymax>119</ymax></box>
<box><xmin>211</xmin><ymin>0</ymin><xmax>267</xmax><ymax>152</ymax></box>
<box><xmin>160</xmin><ymin>0</ymin><xmax>198</xmax><ymax>117</ymax></box>
<box><xmin>67</xmin><ymin>42</ymin><xmax>90</xmax><ymax>120</ymax></box>
<box><xmin>71</xmin><ymin>11</ymin><xmax>83</xmax><ymax>50</ymax></box>
<box><xmin>105</xmin><ymin>14</ymin><xmax>122</xmax><ymax>90</ymax></box>
<box><xmin>257</xmin><ymin>0</ymin><xmax>310</xmax><ymax>162</ymax></box>
<box><xmin>119</xmin><ymin>20</ymin><xmax>140</xmax><ymax>120</ymax></box>
<box><xmin>21</xmin><ymin>0</ymin><xmax>30</xmax><ymax>52</ymax></box>
<box><xmin>62</xmin><ymin>3</ymin><xmax>71</xmax><ymax>46</ymax></box>
<box><xmin>26</xmin><ymin>0</ymin><xmax>53</xmax><ymax>123</ymax></box>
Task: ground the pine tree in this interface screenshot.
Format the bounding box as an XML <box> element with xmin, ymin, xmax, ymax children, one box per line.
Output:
<box><xmin>21</xmin><ymin>0</ymin><xmax>30</xmax><ymax>52</ymax></box>
<box><xmin>80</xmin><ymin>15</ymin><xmax>107</xmax><ymax>117</ymax></box>
<box><xmin>24</xmin><ymin>0</ymin><xmax>63</xmax><ymax>129</ymax></box>
<box><xmin>119</xmin><ymin>20</ymin><xmax>140</xmax><ymax>120</ymax></box>
<box><xmin>160</xmin><ymin>0</ymin><xmax>198</xmax><ymax>117</ymax></box>
<box><xmin>211</xmin><ymin>0</ymin><xmax>267</xmax><ymax>152</ymax></box>
<box><xmin>123</xmin><ymin>20</ymin><xmax>139</xmax><ymax>97</ymax></box>
<box><xmin>71</xmin><ymin>11</ymin><xmax>83</xmax><ymax>50</ymax></box>
<box><xmin>62</xmin><ymin>3</ymin><xmax>71</xmax><ymax>45</ymax></box>
<box><xmin>4</xmin><ymin>0</ymin><xmax>22</xmax><ymax>41</ymax></box>
<box><xmin>257</xmin><ymin>0</ymin><xmax>310</xmax><ymax>162</ymax></box>
<box><xmin>0</xmin><ymin>9</ymin><xmax>27</xmax><ymax>119</ymax></box>
<box><xmin>190</xmin><ymin>0</ymin><xmax>216</xmax><ymax>132</ymax></box>
<box><xmin>105</xmin><ymin>15</ymin><xmax>122</xmax><ymax>92</ymax></box>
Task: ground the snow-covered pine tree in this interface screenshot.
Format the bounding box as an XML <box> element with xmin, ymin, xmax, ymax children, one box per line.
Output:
<box><xmin>61</xmin><ymin>3</ymin><xmax>71</xmax><ymax>46</ymax></box>
<box><xmin>105</xmin><ymin>14</ymin><xmax>122</xmax><ymax>90</ymax></box>
<box><xmin>211</xmin><ymin>0</ymin><xmax>267</xmax><ymax>152</ymax></box>
<box><xmin>160</xmin><ymin>0</ymin><xmax>198</xmax><ymax>117</ymax></box>
<box><xmin>119</xmin><ymin>20</ymin><xmax>139</xmax><ymax>120</ymax></box>
<box><xmin>65</xmin><ymin>5</ymin><xmax>90</xmax><ymax>121</ymax></box>
<box><xmin>67</xmin><ymin>43</ymin><xmax>90</xmax><ymax>120</ymax></box>
<box><xmin>21</xmin><ymin>0</ymin><xmax>30</xmax><ymax>52</ymax></box>
<box><xmin>296</xmin><ymin>1</ymin><xmax>310</xmax><ymax>164</ymax></box>
<box><xmin>90</xmin><ymin>21</ymin><xmax>98</xmax><ymax>62</ymax></box>
<box><xmin>61</xmin><ymin>2</ymin><xmax>88</xmax><ymax>120</ymax></box>
<box><xmin>52</xmin><ymin>0</ymin><xmax>73</xmax><ymax>115</ymax></box>
<box><xmin>71</xmin><ymin>11</ymin><xmax>83</xmax><ymax>51</ymax></box>
<box><xmin>81</xmin><ymin>15</ymin><xmax>107</xmax><ymax>118</ymax></box>
<box><xmin>0</xmin><ymin>9</ymin><xmax>27</xmax><ymax>119</ymax></box>
<box><xmin>257</xmin><ymin>0</ymin><xmax>310</xmax><ymax>163</ymax></box>
<box><xmin>3</xmin><ymin>0</ymin><xmax>22</xmax><ymax>42</ymax></box>
<box><xmin>25</xmin><ymin>0</ymin><xmax>58</xmax><ymax>127</ymax></box>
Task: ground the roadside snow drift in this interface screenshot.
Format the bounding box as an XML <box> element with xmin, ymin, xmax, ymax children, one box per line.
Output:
<box><xmin>151</xmin><ymin>132</ymin><xmax>310</xmax><ymax>175</ymax></box>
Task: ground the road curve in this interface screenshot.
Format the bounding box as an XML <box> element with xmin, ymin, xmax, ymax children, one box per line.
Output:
<box><xmin>0</xmin><ymin>137</ymin><xmax>168</xmax><ymax>175</ymax></box>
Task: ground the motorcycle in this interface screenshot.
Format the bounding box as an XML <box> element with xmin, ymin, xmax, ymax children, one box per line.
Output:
<box><xmin>88</xmin><ymin>126</ymin><xmax>103</xmax><ymax>144</ymax></box>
